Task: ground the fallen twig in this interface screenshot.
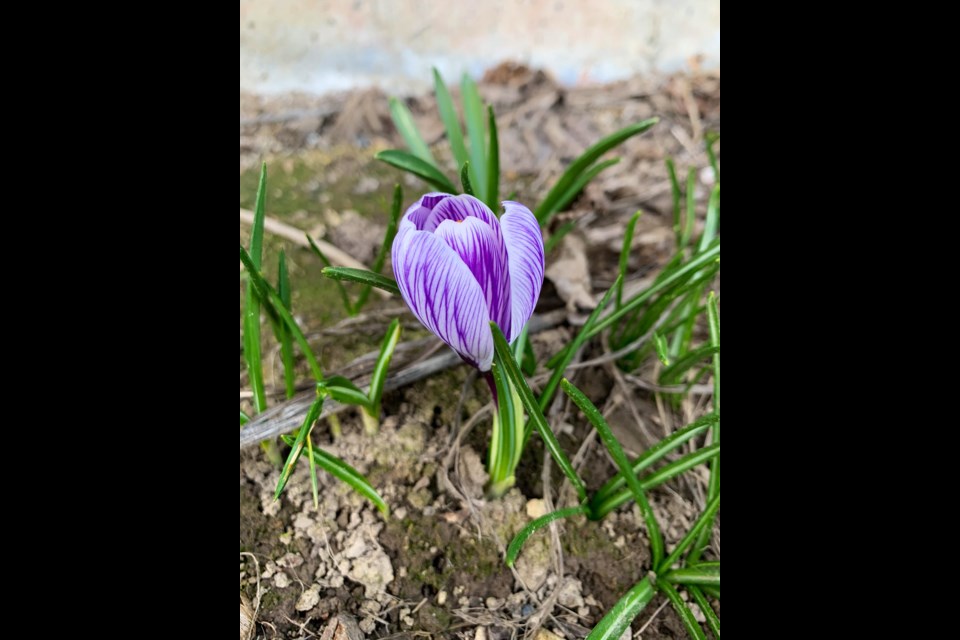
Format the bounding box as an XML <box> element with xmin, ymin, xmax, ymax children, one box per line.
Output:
<box><xmin>239</xmin><ymin>208</ymin><xmax>389</xmax><ymax>298</ymax></box>
<box><xmin>239</xmin><ymin>311</ymin><xmax>565</xmax><ymax>449</ymax></box>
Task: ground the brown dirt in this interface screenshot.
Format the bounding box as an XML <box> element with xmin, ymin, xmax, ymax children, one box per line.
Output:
<box><xmin>240</xmin><ymin>63</ymin><xmax>719</xmax><ymax>639</ymax></box>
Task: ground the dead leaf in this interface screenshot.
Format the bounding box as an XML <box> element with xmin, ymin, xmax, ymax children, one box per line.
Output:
<box><xmin>545</xmin><ymin>233</ymin><xmax>595</xmax><ymax>312</ymax></box>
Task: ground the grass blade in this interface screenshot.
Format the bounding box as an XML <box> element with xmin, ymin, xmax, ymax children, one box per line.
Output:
<box><xmin>680</xmin><ymin>167</ymin><xmax>697</xmax><ymax>248</ymax></box>
<box><xmin>240</xmin><ymin>245</ymin><xmax>325</xmax><ymax>381</ymax></box>
<box><xmin>561</xmin><ymin>378</ymin><xmax>663</xmax><ymax>568</ymax></box>
<box><xmin>591</xmin><ymin>443</ymin><xmax>720</xmax><ymax>519</ymax></box>
<box><xmin>491</xmin><ymin>323</ymin><xmax>589</xmax><ymax>505</ymax></box>
<box><xmin>660</xmin><ymin>345</ymin><xmax>720</xmax><ymax>386</ymax></box>
<box><xmin>460</xmin><ymin>75</ymin><xmax>487</xmax><ymax>196</ymax></box>
<box><xmin>591</xmin><ymin>414</ymin><xmax>718</xmax><ymax>506</ymax></box>
<box><xmin>389</xmin><ymin>97</ymin><xmax>436</xmax><ymax>166</ymax></box>
<box><xmin>705</xmin><ymin>132</ymin><xmax>720</xmax><ymax>183</ymax></box>
<box><xmin>276</xmin><ymin>251</ymin><xmax>296</xmax><ymax>398</ymax></box>
<box><xmin>663</xmin><ymin>562</ymin><xmax>720</xmax><ymax>586</ymax></box>
<box><xmin>461</xmin><ymin>73</ymin><xmax>487</xmax><ymax>202</ymax></box>
<box><xmin>321</xmin><ymin>267</ymin><xmax>400</xmax><ymax>296</ymax></box>
<box><xmin>585</xmin><ymin>578</ymin><xmax>655</xmax><ymax>640</ymax></box>
<box><xmin>306</xmin><ymin>431</ymin><xmax>319</xmax><ymax>508</ymax></box>
<box><xmin>240</xmin><ymin>410</ymin><xmax>250</xmax><ymax>426</ymax></box>
<box><xmin>244</xmin><ymin>163</ymin><xmax>268</xmax><ymax>413</ymax></box>
<box><xmin>617</xmin><ymin>210</ymin><xmax>643</xmax><ymax>308</ymax></box>
<box><xmin>658</xmin><ymin>493</ymin><xmax>721</xmax><ymax>572</ymax></box>
<box><xmin>306</xmin><ymin>234</ymin><xmax>354</xmax><ymax>315</ymax></box>
<box><xmin>505</xmin><ymin>505</ymin><xmax>587</xmax><ymax>567</ymax></box>
<box><xmin>700</xmin><ymin>585</ymin><xmax>720</xmax><ymax>599</ymax></box>
<box><xmin>666</xmin><ymin>158</ymin><xmax>682</xmax><ymax>241</ymax></box>
<box><xmin>541</xmin><ymin>157</ymin><xmax>620</xmax><ymax>226</ymax></box>
<box><xmin>376</xmin><ymin>150</ymin><xmax>457</xmax><ymax>193</ymax></box>
<box><xmin>539</xmin><ymin>275</ymin><xmax>621</xmax><ymax>412</ymax></box>
<box><xmin>653</xmin><ymin>331</ymin><xmax>670</xmax><ymax>365</ymax></box>
<box><xmin>587</xmin><ymin>241</ymin><xmax>720</xmax><ymax>338</ymax></box>
<box><xmin>486</xmin><ymin>105</ymin><xmax>499</xmax><ymax>211</ymax></box>
<box><xmin>688</xmin><ymin>586</ymin><xmax>720</xmax><ymax>638</ymax></box>
<box><xmin>433</xmin><ymin>68</ymin><xmax>469</xmax><ymax>168</ymax></box>
<box><xmin>275</xmin><ymin>394</ymin><xmax>324</xmax><ymax>498</ymax></box>
<box><xmin>535</xmin><ymin>119</ymin><xmax>658</xmax><ymax>224</ymax></box>
<box><xmin>698</xmin><ymin>184</ymin><xmax>720</xmax><ymax>251</ymax></box>
<box><xmin>657</xmin><ymin>580</ymin><xmax>707</xmax><ymax>640</ymax></box>
<box><xmin>460</xmin><ymin>161</ymin><xmax>475</xmax><ymax>196</ymax></box>
<box><xmin>281</xmin><ymin>435</ymin><xmax>389</xmax><ymax>516</ymax></box>
<box><xmin>354</xmin><ymin>184</ymin><xmax>403</xmax><ymax>311</ymax></box>
<box><xmin>319</xmin><ymin>375</ymin><xmax>372</xmax><ymax>411</ymax></box>
<box><xmin>368</xmin><ymin>319</ymin><xmax>401</xmax><ymax>413</ymax></box>
<box><xmin>689</xmin><ymin>292</ymin><xmax>720</xmax><ymax>563</ymax></box>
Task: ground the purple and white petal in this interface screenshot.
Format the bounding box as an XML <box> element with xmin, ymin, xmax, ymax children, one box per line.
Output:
<box><xmin>500</xmin><ymin>201</ymin><xmax>545</xmax><ymax>342</ymax></box>
<box><xmin>392</xmin><ymin>225</ymin><xmax>495</xmax><ymax>371</ymax></box>
<box><xmin>404</xmin><ymin>192</ymin><xmax>453</xmax><ymax>230</ymax></box>
<box><xmin>421</xmin><ymin>194</ymin><xmax>501</xmax><ymax>232</ymax></box>
<box><xmin>434</xmin><ymin>216</ymin><xmax>512</xmax><ymax>337</ymax></box>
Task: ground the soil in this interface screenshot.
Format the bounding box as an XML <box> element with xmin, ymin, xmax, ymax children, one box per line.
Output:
<box><xmin>241</xmin><ymin>63</ymin><xmax>719</xmax><ymax>639</ymax></box>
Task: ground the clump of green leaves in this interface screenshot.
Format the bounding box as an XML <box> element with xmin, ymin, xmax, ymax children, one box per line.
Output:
<box><xmin>240</xmin><ymin>164</ymin><xmax>392</xmax><ymax>513</ymax></box>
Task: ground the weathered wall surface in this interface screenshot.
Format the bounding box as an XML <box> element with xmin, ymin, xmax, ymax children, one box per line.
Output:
<box><xmin>240</xmin><ymin>0</ymin><xmax>720</xmax><ymax>94</ymax></box>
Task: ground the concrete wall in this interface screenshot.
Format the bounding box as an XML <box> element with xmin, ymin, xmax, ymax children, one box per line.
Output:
<box><xmin>240</xmin><ymin>0</ymin><xmax>720</xmax><ymax>94</ymax></box>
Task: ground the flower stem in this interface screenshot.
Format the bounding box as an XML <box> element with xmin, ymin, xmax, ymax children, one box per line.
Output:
<box><xmin>485</xmin><ymin>365</ymin><xmax>523</xmax><ymax>498</ymax></box>
<box><xmin>361</xmin><ymin>409</ymin><xmax>379</xmax><ymax>435</ymax></box>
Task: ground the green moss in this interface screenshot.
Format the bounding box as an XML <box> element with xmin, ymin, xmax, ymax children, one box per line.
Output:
<box><xmin>239</xmin><ymin>147</ymin><xmax>400</xmax><ymax>221</ymax></box>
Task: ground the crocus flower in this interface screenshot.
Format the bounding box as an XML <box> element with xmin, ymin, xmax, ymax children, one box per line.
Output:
<box><xmin>392</xmin><ymin>193</ymin><xmax>544</xmax><ymax>371</ymax></box>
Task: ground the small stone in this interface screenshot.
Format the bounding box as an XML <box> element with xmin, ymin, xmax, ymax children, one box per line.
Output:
<box><xmin>474</xmin><ymin>627</ymin><xmax>488</xmax><ymax>640</ymax></box>
<box><xmin>277</xmin><ymin>552</ymin><xmax>304</xmax><ymax>568</ymax></box>
<box><xmin>557</xmin><ymin>579</ymin><xmax>585</xmax><ymax>608</ymax></box>
<box><xmin>343</xmin><ymin>536</ymin><xmax>367</xmax><ymax>559</ymax></box>
<box><xmin>526</xmin><ymin>499</ymin><xmax>548</xmax><ymax>519</ymax></box>
<box><xmin>437</xmin><ymin>590</ymin><xmax>447</xmax><ymax>606</ymax></box>
<box><xmin>359</xmin><ymin>617</ymin><xmax>376</xmax><ymax>633</ymax></box>
<box><xmin>394</xmin><ymin>507</ymin><xmax>408</xmax><ymax>520</ymax></box>
<box><xmin>273</xmin><ymin>572</ymin><xmax>291</xmax><ymax>589</ymax></box>
<box><xmin>534</xmin><ymin>630</ymin><xmax>563</xmax><ymax>640</ymax></box>
<box><xmin>295</xmin><ymin>584</ymin><xmax>321</xmax><ymax>611</ymax></box>
<box><xmin>403</xmin><ymin>615</ymin><xmax>415</xmax><ymax>627</ymax></box>
<box><xmin>485</xmin><ymin>597</ymin><xmax>503</xmax><ymax>610</ymax></box>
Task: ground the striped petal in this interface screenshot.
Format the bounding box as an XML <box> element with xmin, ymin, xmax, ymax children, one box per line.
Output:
<box><xmin>392</xmin><ymin>224</ymin><xmax>494</xmax><ymax>371</ymax></box>
<box><xmin>500</xmin><ymin>201</ymin><xmax>545</xmax><ymax>342</ymax></box>
<box><xmin>434</xmin><ymin>216</ymin><xmax>512</xmax><ymax>337</ymax></box>
<box><xmin>421</xmin><ymin>194</ymin><xmax>501</xmax><ymax>232</ymax></box>
<box><xmin>404</xmin><ymin>192</ymin><xmax>454</xmax><ymax>230</ymax></box>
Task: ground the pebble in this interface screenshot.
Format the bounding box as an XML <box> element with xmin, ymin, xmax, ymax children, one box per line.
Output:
<box><xmin>295</xmin><ymin>584</ymin><xmax>321</xmax><ymax>611</ymax></box>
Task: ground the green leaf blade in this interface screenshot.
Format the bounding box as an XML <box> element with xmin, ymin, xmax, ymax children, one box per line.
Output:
<box><xmin>506</xmin><ymin>505</ymin><xmax>587</xmax><ymax>567</ymax></box>
<box><xmin>657</xmin><ymin>580</ymin><xmax>707</xmax><ymax>640</ymax></box>
<box><xmin>433</xmin><ymin>68</ymin><xmax>469</xmax><ymax>168</ymax></box>
<box><xmin>275</xmin><ymin>395</ymin><xmax>324</xmax><ymax>499</ymax></box>
<box><xmin>281</xmin><ymin>435</ymin><xmax>389</xmax><ymax>517</ymax></box>
<box><xmin>389</xmin><ymin>97</ymin><xmax>436</xmax><ymax>166</ymax></box>
<box><xmin>376</xmin><ymin>150</ymin><xmax>457</xmax><ymax>193</ymax></box>
<box><xmin>490</xmin><ymin>323</ymin><xmax>588</xmax><ymax>505</ymax></box>
<box><xmin>561</xmin><ymin>378</ymin><xmax>663</xmax><ymax>568</ymax></box>
<box><xmin>368</xmin><ymin>319</ymin><xmax>401</xmax><ymax>412</ymax></box>
<box><xmin>486</xmin><ymin>105</ymin><xmax>499</xmax><ymax>211</ymax></box>
<box><xmin>535</xmin><ymin>119</ymin><xmax>658</xmax><ymax>224</ymax></box>
<box><xmin>321</xmin><ymin>266</ymin><xmax>400</xmax><ymax>296</ymax></box>
<box><xmin>585</xmin><ymin>578</ymin><xmax>656</xmax><ymax>640</ymax></box>
<box><xmin>461</xmin><ymin>74</ymin><xmax>487</xmax><ymax>202</ymax></box>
